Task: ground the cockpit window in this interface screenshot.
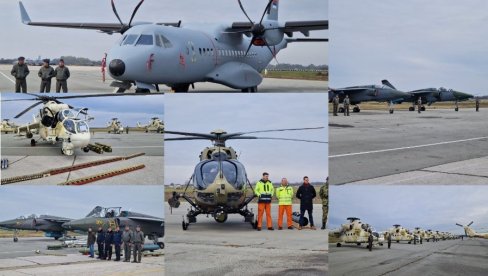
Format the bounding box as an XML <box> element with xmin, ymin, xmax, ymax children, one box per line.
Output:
<box><xmin>76</xmin><ymin>121</ymin><xmax>89</xmax><ymax>133</ymax></box>
<box><xmin>193</xmin><ymin>159</ymin><xmax>247</xmax><ymax>190</ymax></box>
<box><xmin>119</xmin><ymin>35</ymin><xmax>127</xmax><ymax>46</ymax></box>
<box><xmin>63</xmin><ymin>119</ymin><xmax>76</xmax><ymax>134</ymax></box>
<box><xmin>123</xmin><ymin>34</ymin><xmax>139</xmax><ymax>45</ymax></box>
<box><xmin>156</xmin><ymin>34</ymin><xmax>172</xmax><ymax>48</ymax></box>
<box><xmin>201</xmin><ymin>162</ymin><xmax>219</xmax><ymax>186</ymax></box>
<box><xmin>136</xmin><ymin>34</ymin><xmax>154</xmax><ymax>45</ymax></box>
<box><xmin>58</xmin><ymin>109</ymin><xmax>76</xmax><ymax>122</ymax></box>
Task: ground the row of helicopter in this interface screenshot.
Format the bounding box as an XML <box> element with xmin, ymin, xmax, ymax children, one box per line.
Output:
<box><xmin>330</xmin><ymin>217</ymin><xmax>488</xmax><ymax>250</ymax></box>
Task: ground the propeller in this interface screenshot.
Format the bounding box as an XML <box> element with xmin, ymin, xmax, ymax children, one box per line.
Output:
<box><xmin>234</xmin><ymin>0</ymin><xmax>279</xmax><ymax>63</ymax></box>
<box><xmin>110</xmin><ymin>0</ymin><xmax>145</xmax><ymax>34</ymax></box>
<box><xmin>165</xmin><ymin>127</ymin><xmax>327</xmax><ymax>146</ymax></box>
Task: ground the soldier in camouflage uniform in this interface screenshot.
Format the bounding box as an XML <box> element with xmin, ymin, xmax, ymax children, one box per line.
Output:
<box><xmin>11</xmin><ymin>56</ymin><xmax>29</xmax><ymax>93</ymax></box>
<box><xmin>54</xmin><ymin>59</ymin><xmax>70</xmax><ymax>92</ymax></box>
<box><xmin>319</xmin><ymin>177</ymin><xmax>328</xmax><ymax>230</ymax></box>
<box><xmin>38</xmin><ymin>59</ymin><xmax>55</xmax><ymax>92</ymax></box>
<box><xmin>332</xmin><ymin>95</ymin><xmax>339</xmax><ymax>116</ymax></box>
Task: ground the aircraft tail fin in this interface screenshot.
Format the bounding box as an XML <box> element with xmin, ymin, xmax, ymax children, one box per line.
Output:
<box><xmin>266</xmin><ymin>0</ymin><xmax>279</xmax><ymax>21</ymax></box>
<box><xmin>19</xmin><ymin>1</ymin><xmax>31</xmax><ymax>24</ymax></box>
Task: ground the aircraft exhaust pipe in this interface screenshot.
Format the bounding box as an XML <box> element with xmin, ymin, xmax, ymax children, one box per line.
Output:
<box><xmin>292</xmin><ymin>212</ymin><xmax>308</xmax><ymax>226</ymax></box>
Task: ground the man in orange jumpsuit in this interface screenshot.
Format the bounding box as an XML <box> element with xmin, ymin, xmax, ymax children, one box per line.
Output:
<box><xmin>255</xmin><ymin>172</ymin><xmax>274</xmax><ymax>231</ymax></box>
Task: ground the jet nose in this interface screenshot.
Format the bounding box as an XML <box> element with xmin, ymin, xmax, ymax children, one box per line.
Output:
<box><xmin>453</xmin><ymin>91</ymin><xmax>473</xmax><ymax>100</ymax></box>
<box><xmin>0</xmin><ymin>219</ymin><xmax>16</xmax><ymax>228</ymax></box>
<box><xmin>109</xmin><ymin>59</ymin><xmax>126</xmax><ymax>77</ymax></box>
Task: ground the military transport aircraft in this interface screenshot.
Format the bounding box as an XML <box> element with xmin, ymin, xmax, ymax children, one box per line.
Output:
<box><xmin>19</xmin><ymin>0</ymin><xmax>328</xmax><ymax>92</ymax></box>
<box><xmin>0</xmin><ymin>214</ymin><xmax>71</xmax><ymax>242</ymax></box>
<box><xmin>380</xmin><ymin>80</ymin><xmax>473</xmax><ymax>111</ymax></box>
<box><xmin>329</xmin><ymin>80</ymin><xmax>409</xmax><ymax>114</ymax></box>
<box><xmin>62</xmin><ymin>206</ymin><xmax>164</xmax><ymax>249</ymax></box>
<box><xmin>456</xmin><ymin>221</ymin><xmax>488</xmax><ymax>239</ymax></box>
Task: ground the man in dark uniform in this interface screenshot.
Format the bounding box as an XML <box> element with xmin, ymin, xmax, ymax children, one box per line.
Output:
<box><xmin>96</xmin><ymin>226</ymin><xmax>105</xmax><ymax>260</ymax></box>
<box><xmin>319</xmin><ymin>177</ymin><xmax>328</xmax><ymax>230</ymax></box>
<box><xmin>38</xmin><ymin>59</ymin><xmax>55</xmax><ymax>93</ymax></box>
<box><xmin>368</xmin><ymin>230</ymin><xmax>374</xmax><ymax>251</ymax></box>
<box><xmin>455</xmin><ymin>100</ymin><xmax>459</xmax><ymax>112</ymax></box>
<box><xmin>387</xmin><ymin>232</ymin><xmax>392</xmax><ymax>249</ymax></box>
<box><xmin>113</xmin><ymin>226</ymin><xmax>122</xmax><ymax>261</ymax></box>
<box><xmin>296</xmin><ymin>176</ymin><xmax>317</xmax><ymax>230</ymax></box>
<box><xmin>343</xmin><ymin>95</ymin><xmax>350</xmax><ymax>116</ymax></box>
<box><xmin>54</xmin><ymin>59</ymin><xmax>70</xmax><ymax>92</ymax></box>
<box><xmin>11</xmin><ymin>56</ymin><xmax>29</xmax><ymax>92</ymax></box>
<box><xmin>332</xmin><ymin>95</ymin><xmax>339</xmax><ymax>116</ymax></box>
<box><xmin>475</xmin><ymin>97</ymin><xmax>480</xmax><ymax>112</ymax></box>
<box><xmin>87</xmin><ymin>227</ymin><xmax>96</xmax><ymax>258</ymax></box>
<box><xmin>104</xmin><ymin>227</ymin><xmax>114</xmax><ymax>260</ymax></box>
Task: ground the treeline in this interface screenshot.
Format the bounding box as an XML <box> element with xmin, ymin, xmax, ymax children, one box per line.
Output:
<box><xmin>266</xmin><ymin>63</ymin><xmax>328</xmax><ymax>71</ymax></box>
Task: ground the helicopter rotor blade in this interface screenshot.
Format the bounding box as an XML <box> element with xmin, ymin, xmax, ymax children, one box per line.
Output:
<box><xmin>230</xmin><ymin>136</ymin><xmax>327</xmax><ymax>144</ymax></box>
<box><xmin>164</xmin><ymin>137</ymin><xmax>212</xmax><ymax>141</ymax></box>
<box><xmin>468</xmin><ymin>221</ymin><xmax>474</xmax><ymax>226</ymax></box>
<box><xmin>455</xmin><ymin>223</ymin><xmax>463</xmax><ymax>227</ymax></box>
<box><xmin>14</xmin><ymin>101</ymin><xmax>43</xmax><ymax>119</ymax></box>
<box><xmin>223</xmin><ymin>127</ymin><xmax>325</xmax><ymax>139</ymax></box>
<box><xmin>128</xmin><ymin>0</ymin><xmax>145</xmax><ymax>27</ymax></box>
<box><xmin>164</xmin><ymin>131</ymin><xmax>217</xmax><ymax>139</ymax></box>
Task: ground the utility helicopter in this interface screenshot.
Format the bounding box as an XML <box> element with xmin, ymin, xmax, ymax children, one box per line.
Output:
<box><xmin>2</xmin><ymin>93</ymin><xmax>150</xmax><ymax>155</ymax></box>
<box><xmin>137</xmin><ymin>117</ymin><xmax>164</xmax><ymax>133</ymax></box>
<box><xmin>165</xmin><ymin>127</ymin><xmax>326</xmax><ymax>230</ymax></box>
<box><xmin>19</xmin><ymin>0</ymin><xmax>328</xmax><ymax>92</ymax></box>
<box><xmin>1</xmin><ymin>119</ymin><xmax>18</xmax><ymax>134</ymax></box>
<box><xmin>329</xmin><ymin>217</ymin><xmax>385</xmax><ymax>250</ymax></box>
<box><xmin>387</xmin><ymin>224</ymin><xmax>414</xmax><ymax>244</ymax></box>
<box><xmin>107</xmin><ymin>118</ymin><xmax>124</xmax><ymax>134</ymax></box>
<box><xmin>456</xmin><ymin>221</ymin><xmax>488</xmax><ymax>239</ymax></box>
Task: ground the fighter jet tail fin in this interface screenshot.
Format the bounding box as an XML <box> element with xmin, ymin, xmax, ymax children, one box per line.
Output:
<box><xmin>266</xmin><ymin>0</ymin><xmax>279</xmax><ymax>21</ymax></box>
<box><xmin>19</xmin><ymin>1</ymin><xmax>31</xmax><ymax>24</ymax></box>
<box><xmin>382</xmin><ymin>79</ymin><xmax>397</xmax><ymax>90</ymax></box>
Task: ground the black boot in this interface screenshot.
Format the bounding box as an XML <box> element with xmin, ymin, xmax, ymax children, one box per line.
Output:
<box><xmin>321</xmin><ymin>222</ymin><xmax>326</xmax><ymax>230</ymax></box>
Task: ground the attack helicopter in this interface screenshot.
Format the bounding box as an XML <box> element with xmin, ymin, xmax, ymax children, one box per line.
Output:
<box><xmin>412</xmin><ymin>227</ymin><xmax>429</xmax><ymax>243</ymax></box>
<box><xmin>107</xmin><ymin>118</ymin><xmax>124</xmax><ymax>134</ymax></box>
<box><xmin>329</xmin><ymin>217</ymin><xmax>384</xmax><ymax>250</ymax></box>
<box><xmin>456</xmin><ymin>221</ymin><xmax>488</xmax><ymax>239</ymax></box>
<box><xmin>137</xmin><ymin>117</ymin><xmax>164</xmax><ymax>133</ymax></box>
<box><xmin>0</xmin><ymin>214</ymin><xmax>71</xmax><ymax>242</ymax></box>
<box><xmin>1</xmin><ymin>119</ymin><xmax>18</xmax><ymax>134</ymax></box>
<box><xmin>2</xmin><ymin>93</ymin><xmax>149</xmax><ymax>155</ymax></box>
<box><xmin>166</xmin><ymin>127</ymin><xmax>326</xmax><ymax>230</ymax></box>
<box><xmin>62</xmin><ymin>206</ymin><xmax>164</xmax><ymax>249</ymax></box>
<box><xmin>388</xmin><ymin>224</ymin><xmax>414</xmax><ymax>244</ymax></box>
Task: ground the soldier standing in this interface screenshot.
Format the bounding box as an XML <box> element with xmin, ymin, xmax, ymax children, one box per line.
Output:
<box><xmin>11</xmin><ymin>56</ymin><xmax>29</xmax><ymax>93</ymax></box>
<box><xmin>296</xmin><ymin>176</ymin><xmax>317</xmax><ymax>230</ymax></box>
<box><xmin>113</xmin><ymin>226</ymin><xmax>122</xmax><ymax>261</ymax></box>
<box><xmin>96</xmin><ymin>226</ymin><xmax>105</xmax><ymax>260</ymax></box>
<box><xmin>86</xmin><ymin>227</ymin><xmax>96</xmax><ymax>258</ymax></box>
<box><xmin>368</xmin><ymin>230</ymin><xmax>373</xmax><ymax>252</ymax></box>
<box><xmin>255</xmin><ymin>172</ymin><xmax>274</xmax><ymax>231</ymax></box>
<box><xmin>122</xmin><ymin>225</ymin><xmax>132</xmax><ymax>262</ymax></box>
<box><xmin>131</xmin><ymin>225</ymin><xmax>145</xmax><ymax>263</ymax></box>
<box><xmin>38</xmin><ymin>59</ymin><xmax>55</xmax><ymax>93</ymax></box>
<box><xmin>387</xmin><ymin>232</ymin><xmax>392</xmax><ymax>249</ymax></box>
<box><xmin>54</xmin><ymin>59</ymin><xmax>70</xmax><ymax>92</ymax></box>
<box><xmin>343</xmin><ymin>95</ymin><xmax>350</xmax><ymax>116</ymax></box>
<box><xmin>104</xmin><ymin>227</ymin><xmax>114</xmax><ymax>260</ymax></box>
<box><xmin>475</xmin><ymin>98</ymin><xmax>480</xmax><ymax>112</ymax></box>
<box><xmin>455</xmin><ymin>100</ymin><xmax>459</xmax><ymax>112</ymax></box>
<box><xmin>332</xmin><ymin>95</ymin><xmax>339</xmax><ymax>116</ymax></box>
<box><xmin>417</xmin><ymin>98</ymin><xmax>422</xmax><ymax>113</ymax></box>
<box><xmin>319</xmin><ymin>177</ymin><xmax>328</xmax><ymax>230</ymax></box>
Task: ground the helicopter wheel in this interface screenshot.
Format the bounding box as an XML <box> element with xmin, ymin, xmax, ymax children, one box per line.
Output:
<box><xmin>389</xmin><ymin>109</ymin><xmax>394</xmax><ymax>114</ymax></box>
<box><xmin>14</xmin><ymin>237</ymin><xmax>18</xmax><ymax>242</ymax></box>
<box><xmin>157</xmin><ymin>242</ymin><xmax>165</xmax><ymax>249</ymax></box>
<box><xmin>353</xmin><ymin>106</ymin><xmax>360</xmax><ymax>113</ymax></box>
<box><xmin>182</xmin><ymin>221</ymin><xmax>189</xmax><ymax>231</ymax></box>
<box><xmin>26</xmin><ymin>132</ymin><xmax>33</xmax><ymax>139</ymax></box>
<box><xmin>338</xmin><ymin>107</ymin><xmax>344</xmax><ymax>113</ymax></box>
<box><xmin>409</xmin><ymin>106</ymin><xmax>415</xmax><ymax>111</ymax></box>
<box><xmin>83</xmin><ymin>147</ymin><xmax>90</xmax><ymax>153</ymax></box>
<box><xmin>336</xmin><ymin>243</ymin><xmax>341</xmax><ymax>247</ymax></box>
<box><xmin>30</xmin><ymin>139</ymin><xmax>36</xmax><ymax>147</ymax></box>
<box><xmin>421</xmin><ymin>106</ymin><xmax>426</xmax><ymax>111</ymax></box>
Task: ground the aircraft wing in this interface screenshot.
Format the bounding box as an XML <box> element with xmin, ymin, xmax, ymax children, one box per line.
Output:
<box><xmin>227</xmin><ymin>20</ymin><xmax>328</xmax><ymax>37</ymax></box>
<box><xmin>42</xmin><ymin>216</ymin><xmax>72</xmax><ymax>223</ymax></box>
<box><xmin>330</xmin><ymin>88</ymin><xmax>370</xmax><ymax>94</ymax></box>
<box><xmin>17</xmin><ymin>122</ymin><xmax>40</xmax><ymax>133</ymax></box>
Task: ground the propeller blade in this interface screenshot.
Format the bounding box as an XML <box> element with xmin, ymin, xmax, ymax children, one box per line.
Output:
<box><xmin>231</xmin><ymin>136</ymin><xmax>328</xmax><ymax>144</ymax></box>
<box><xmin>263</xmin><ymin>39</ymin><xmax>279</xmax><ymax>64</ymax></box>
<box><xmin>14</xmin><ymin>101</ymin><xmax>43</xmax><ymax>119</ymax></box>
<box><xmin>237</xmin><ymin>0</ymin><xmax>254</xmax><ymax>24</ymax></box>
<box><xmin>244</xmin><ymin>37</ymin><xmax>255</xmax><ymax>57</ymax></box>
<box><xmin>259</xmin><ymin>0</ymin><xmax>274</xmax><ymax>25</ymax></box>
<box><xmin>110</xmin><ymin>0</ymin><xmax>124</xmax><ymax>26</ymax></box>
<box><xmin>223</xmin><ymin>127</ymin><xmax>325</xmax><ymax>139</ymax></box>
<box><xmin>128</xmin><ymin>0</ymin><xmax>145</xmax><ymax>27</ymax></box>
<box><xmin>468</xmin><ymin>221</ymin><xmax>474</xmax><ymax>226</ymax></box>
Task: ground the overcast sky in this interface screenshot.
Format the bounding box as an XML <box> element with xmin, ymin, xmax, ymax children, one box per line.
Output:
<box><xmin>0</xmin><ymin>0</ymin><xmax>328</xmax><ymax>65</ymax></box>
<box><xmin>0</xmin><ymin>186</ymin><xmax>163</xmax><ymax>221</ymax></box>
<box><xmin>330</xmin><ymin>0</ymin><xmax>488</xmax><ymax>95</ymax></box>
<box><xmin>164</xmin><ymin>93</ymin><xmax>328</xmax><ymax>184</ymax></box>
<box><xmin>330</xmin><ymin>186</ymin><xmax>488</xmax><ymax>235</ymax></box>
<box><xmin>1</xmin><ymin>93</ymin><xmax>164</xmax><ymax>127</ymax></box>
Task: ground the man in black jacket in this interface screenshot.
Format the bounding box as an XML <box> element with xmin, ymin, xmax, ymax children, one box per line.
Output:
<box><xmin>104</xmin><ymin>227</ymin><xmax>114</xmax><ymax>260</ymax></box>
<box><xmin>96</xmin><ymin>227</ymin><xmax>105</xmax><ymax>260</ymax></box>
<box><xmin>296</xmin><ymin>176</ymin><xmax>317</xmax><ymax>230</ymax></box>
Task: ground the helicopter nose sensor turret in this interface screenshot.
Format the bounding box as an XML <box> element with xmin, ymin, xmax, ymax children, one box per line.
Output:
<box><xmin>109</xmin><ymin>59</ymin><xmax>126</xmax><ymax>77</ymax></box>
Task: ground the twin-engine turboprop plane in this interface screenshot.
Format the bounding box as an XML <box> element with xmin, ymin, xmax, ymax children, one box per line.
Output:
<box><xmin>19</xmin><ymin>0</ymin><xmax>328</xmax><ymax>92</ymax></box>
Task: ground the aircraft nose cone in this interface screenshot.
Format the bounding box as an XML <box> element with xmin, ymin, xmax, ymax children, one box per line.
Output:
<box><xmin>453</xmin><ymin>91</ymin><xmax>473</xmax><ymax>100</ymax></box>
<box><xmin>0</xmin><ymin>219</ymin><xmax>16</xmax><ymax>228</ymax></box>
<box><xmin>109</xmin><ymin>59</ymin><xmax>125</xmax><ymax>77</ymax></box>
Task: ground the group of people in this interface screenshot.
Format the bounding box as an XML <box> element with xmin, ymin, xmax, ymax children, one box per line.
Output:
<box><xmin>86</xmin><ymin>225</ymin><xmax>145</xmax><ymax>263</ymax></box>
<box><xmin>254</xmin><ymin>173</ymin><xmax>328</xmax><ymax>231</ymax></box>
<box><xmin>10</xmin><ymin>56</ymin><xmax>71</xmax><ymax>93</ymax></box>
<box><xmin>331</xmin><ymin>95</ymin><xmax>350</xmax><ymax>116</ymax></box>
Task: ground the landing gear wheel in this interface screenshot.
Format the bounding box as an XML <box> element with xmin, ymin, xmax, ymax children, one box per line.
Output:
<box><xmin>145</xmin><ymin>130</ymin><xmax>148</xmax><ymax>133</ymax></box>
<box><xmin>338</xmin><ymin>107</ymin><xmax>345</xmax><ymax>113</ymax></box>
<box><xmin>83</xmin><ymin>147</ymin><xmax>90</xmax><ymax>153</ymax></box>
<box><xmin>14</xmin><ymin>237</ymin><xmax>18</xmax><ymax>242</ymax></box>
<box><xmin>55</xmin><ymin>237</ymin><xmax>59</xmax><ymax>240</ymax></box>
<box><xmin>421</xmin><ymin>106</ymin><xmax>426</xmax><ymax>111</ymax></box>
<box><xmin>157</xmin><ymin>242</ymin><xmax>165</xmax><ymax>249</ymax></box>
<box><xmin>353</xmin><ymin>106</ymin><xmax>360</xmax><ymax>113</ymax></box>
<box><xmin>182</xmin><ymin>221</ymin><xmax>189</xmax><ymax>231</ymax></box>
<box><xmin>337</xmin><ymin>243</ymin><xmax>342</xmax><ymax>247</ymax></box>
<box><xmin>172</xmin><ymin>84</ymin><xmax>190</xmax><ymax>92</ymax></box>
<box><xmin>389</xmin><ymin>109</ymin><xmax>394</xmax><ymax>114</ymax></box>
<box><xmin>26</xmin><ymin>132</ymin><xmax>33</xmax><ymax>139</ymax></box>
<box><xmin>455</xmin><ymin>107</ymin><xmax>459</xmax><ymax>112</ymax></box>
<box><xmin>30</xmin><ymin>139</ymin><xmax>36</xmax><ymax>147</ymax></box>
<box><xmin>409</xmin><ymin>106</ymin><xmax>415</xmax><ymax>111</ymax></box>
<box><xmin>135</xmin><ymin>88</ymin><xmax>151</xmax><ymax>93</ymax></box>
<box><xmin>241</xmin><ymin>86</ymin><xmax>258</xmax><ymax>92</ymax></box>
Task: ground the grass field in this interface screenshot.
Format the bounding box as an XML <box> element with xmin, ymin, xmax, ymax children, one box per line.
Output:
<box><xmin>328</xmin><ymin>99</ymin><xmax>487</xmax><ymax>111</ymax></box>
<box><xmin>262</xmin><ymin>70</ymin><xmax>328</xmax><ymax>81</ymax></box>
<box><xmin>0</xmin><ymin>229</ymin><xmax>79</xmax><ymax>238</ymax></box>
<box><xmin>165</xmin><ymin>185</ymin><xmax>326</xmax><ymax>205</ymax></box>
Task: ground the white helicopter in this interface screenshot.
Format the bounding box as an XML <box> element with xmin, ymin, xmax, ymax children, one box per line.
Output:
<box><xmin>107</xmin><ymin>118</ymin><xmax>124</xmax><ymax>134</ymax></box>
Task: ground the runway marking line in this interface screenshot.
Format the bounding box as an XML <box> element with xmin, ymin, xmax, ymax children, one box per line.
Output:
<box><xmin>330</xmin><ymin>136</ymin><xmax>488</xmax><ymax>158</ymax></box>
<box><xmin>0</xmin><ymin>71</ymin><xmax>15</xmax><ymax>84</ymax></box>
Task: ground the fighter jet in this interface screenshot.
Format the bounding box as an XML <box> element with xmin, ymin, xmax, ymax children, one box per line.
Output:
<box><xmin>19</xmin><ymin>0</ymin><xmax>328</xmax><ymax>92</ymax></box>
<box><xmin>0</xmin><ymin>214</ymin><xmax>71</xmax><ymax>242</ymax></box>
<box><xmin>456</xmin><ymin>221</ymin><xmax>488</xmax><ymax>239</ymax></box>
<box><xmin>329</xmin><ymin>80</ymin><xmax>409</xmax><ymax>113</ymax></box>
<box><xmin>406</xmin><ymin>87</ymin><xmax>473</xmax><ymax>111</ymax></box>
<box><xmin>62</xmin><ymin>206</ymin><xmax>164</xmax><ymax>249</ymax></box>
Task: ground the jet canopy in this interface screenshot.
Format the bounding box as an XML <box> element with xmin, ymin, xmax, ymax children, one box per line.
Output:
<box><xmin>193</xmin><ymin>152</ymin><xmax>247</xmax><ymax>190</ymax></box>
<box><xmin>85</xmin><ymin>206</ymin><xmax>122</xmax><ymax>218</ymax></box>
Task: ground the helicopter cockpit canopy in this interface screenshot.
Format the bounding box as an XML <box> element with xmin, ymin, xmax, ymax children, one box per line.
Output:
<box><xmin>193</xmin><ymin>152</ymin><xmax>247</xmax><ymax>190</ymax></box>
<box><xmin>63</xmin><ymin>119</ymin><xmax>89</xmax><ymax>134</ymax></box>
<box><xmin>85</xmin><ymin>206</ymin><xmax>122</xmax><ymax>218</ymax></box>
<box><xmin>57</xmin><ymin>109</ymin><xmax>76</xmax><ymax>122</ymax></box>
